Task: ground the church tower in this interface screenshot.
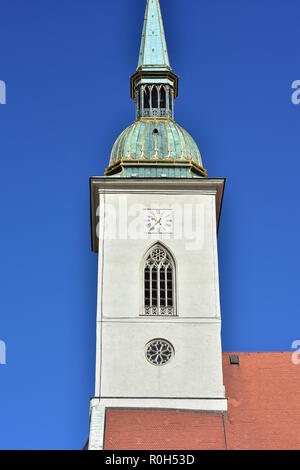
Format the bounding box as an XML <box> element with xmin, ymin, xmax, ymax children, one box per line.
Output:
<box><xmin>88</xmin><ymin>0</ymin><xmax>227</xmax><ymax>450</ymax></box>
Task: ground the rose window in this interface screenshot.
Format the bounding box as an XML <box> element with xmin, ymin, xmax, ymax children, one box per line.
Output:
<box><xmin>145</xmin><ymin>339</ymin><xmax>174</xmax><ymax>366</ymax></box>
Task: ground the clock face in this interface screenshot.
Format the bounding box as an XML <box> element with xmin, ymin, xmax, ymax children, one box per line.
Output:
<box><xmin>144</xmin><ymin>209</ymin><xmax>173</xmax><ymax>234</ymax></box>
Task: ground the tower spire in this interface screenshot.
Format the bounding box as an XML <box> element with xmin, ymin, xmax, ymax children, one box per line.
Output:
<box><xmin>103</xmin><ymin>0</ymin><xmax>207</xmax><ymax>180</ymax></box>
<box><xmin>131</xmin><ymin>0</ymin><xmax>178</xmax><ymax>118</ymax></box>
<box><xmin>138</xmin><ymin>0</ymin><xmax>171</xmax><ymax>71</ymax></box>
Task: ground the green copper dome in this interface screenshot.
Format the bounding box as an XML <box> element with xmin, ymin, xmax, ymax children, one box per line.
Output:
<box><xmin>106</xmin><ymin>119</ymin><xmax>207</xmax><ymax>178</ymax></box>
<box><xmin>105</xmin><ymin>1</ymin><xmax>207</xmax><ymax>179</ymax></box>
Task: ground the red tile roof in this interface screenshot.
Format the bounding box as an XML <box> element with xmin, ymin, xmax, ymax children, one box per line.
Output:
<box><xmin>104</xmin><ymin>353</ymin><xmax>300</xmax><ymax>450</ymax></box>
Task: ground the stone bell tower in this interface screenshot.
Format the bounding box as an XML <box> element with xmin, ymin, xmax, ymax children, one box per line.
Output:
<box><xmin>88</xmin><ymin>0</ymin><xmax>227</xmax><ymax>450</ymax></box>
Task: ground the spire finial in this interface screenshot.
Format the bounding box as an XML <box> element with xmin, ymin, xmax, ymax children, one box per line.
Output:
<box><xmin>137</xmin><ymin>0</ymin><xmax>171</xmax><ymax>71</ymax></box>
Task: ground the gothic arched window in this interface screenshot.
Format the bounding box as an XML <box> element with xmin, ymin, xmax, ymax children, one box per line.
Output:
<box><xmin>143</xmin><ymin>244</ymin><xmax>176</xmax><ymax>316</ymax></box>
<box><xmin>144</xmin><ymin>86</ymin><xmax>150</xmax><ymax>109</ymax></box>
<box><xmin>152</xmin><ymin>86</ymin><xmax>158</xmax><ymax>109</ymax></box>
<box><xmin>160</xmin><ymin>86</ymin><xmax>166</xmax><ymax>109</ymax></box>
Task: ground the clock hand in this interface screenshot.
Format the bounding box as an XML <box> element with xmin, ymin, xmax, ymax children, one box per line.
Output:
<box><xmin>150</xmin><ymin>218</ymin><xmax>162</xmax><ymax>231</ymax></box>
<box><xmin>150</xmin><ymin>221</ymin><xmax>158</xmax><ymax>231</ymax></box>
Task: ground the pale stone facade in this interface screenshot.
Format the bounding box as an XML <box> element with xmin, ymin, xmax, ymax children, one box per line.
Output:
<box><xmin>88</xmin><ymin>179</ymin><xmax>227</xmax><ymax>450</ymax></box>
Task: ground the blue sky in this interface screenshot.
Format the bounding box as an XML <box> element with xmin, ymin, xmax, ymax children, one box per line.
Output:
<box><xmin>0</xmin><ymin>0</ymin><xmax>300</xmax><ymax>450</ymax></box>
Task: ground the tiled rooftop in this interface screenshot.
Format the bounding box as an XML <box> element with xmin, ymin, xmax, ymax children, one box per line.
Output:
<box><xmin>104</xmin><ymin>353</ymin><xmax>300</xmax><ymax>450</ymax></box>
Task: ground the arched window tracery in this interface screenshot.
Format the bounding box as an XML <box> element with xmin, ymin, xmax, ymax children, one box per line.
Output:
<box><xmin>143</xmin><ymin>244</ymin><xmax>176</xmax><ymax>316</ymax></box>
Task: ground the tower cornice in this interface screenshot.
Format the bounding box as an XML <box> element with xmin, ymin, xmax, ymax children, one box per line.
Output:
<box><xmin>130</xmin><ymin>69</ymin><xmax>178</xmax><ymax>100</ymax></box>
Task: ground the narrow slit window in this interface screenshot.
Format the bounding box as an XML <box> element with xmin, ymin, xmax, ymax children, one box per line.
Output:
<box><xmin>152</xmin><ymin>86</ymin><xmax>158</xmax><ymax>108</ymax></box>
<box><xmin>144</xmin><ymin>86</ymin><xmax>150</xmax><ymax>109</ymax></box>
<box><xmin>160</xmin><ymin>86</ymin><xmax>166</xmax><ymax>108</ymax></box>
